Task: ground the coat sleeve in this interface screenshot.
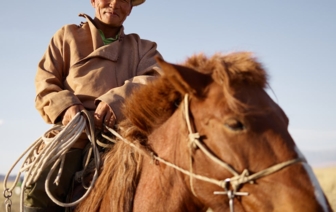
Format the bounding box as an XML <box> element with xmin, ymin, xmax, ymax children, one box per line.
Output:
<box><xmin>96</xmin><ymin>40</ymin><xmax>163</xmax><ymax>122</ymax></box>
<box><xmin>35</xmin><ymin>27</ymin><xmax>82</xmax><ymax>124</ymax></box>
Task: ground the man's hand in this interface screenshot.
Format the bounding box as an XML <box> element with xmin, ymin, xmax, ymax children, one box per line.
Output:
<box><xmin>94</xmin><ymin>101</ymin><xmax>116</xmax><ymax>132</ymax></box>
<box><xmin>62</xmin><ymin>104</ymin><xmax>85</xmax><ymax>126</ymax></box>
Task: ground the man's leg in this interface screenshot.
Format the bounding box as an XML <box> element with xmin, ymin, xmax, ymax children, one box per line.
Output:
<box><xmin>24</xmin><ymin>148</ymin><xmax>83</xmax><ymax>212</ymax></box>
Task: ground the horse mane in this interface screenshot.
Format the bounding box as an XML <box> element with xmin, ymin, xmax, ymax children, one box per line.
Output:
<box><xmin>76</xmin><ymin>72</ymin><xmax>183</xmax><ymax>212</ymax></box>
<box><xmin>76</xmin><ymin>52</ymin><xmax>268</xmax><ymax>212</ymax></box>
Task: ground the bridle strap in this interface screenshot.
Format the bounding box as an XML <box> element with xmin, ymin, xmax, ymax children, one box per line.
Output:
<box><xmin>183</xmin><ymin>95</ymin><xmax>240</xmax><ymax>177</ymax></box>
<box><xmin>182</xmin><ymin>94</ymin><xmax>305</xmax><ymax>212</ymax></box>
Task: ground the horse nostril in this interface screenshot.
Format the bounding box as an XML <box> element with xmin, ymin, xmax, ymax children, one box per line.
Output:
<box><xmin>224</xmin><ymin>118</ymin><xmax>245</xmax><ymax>131</ymax></box>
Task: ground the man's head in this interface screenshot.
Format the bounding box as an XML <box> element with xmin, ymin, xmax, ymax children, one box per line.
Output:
<box><xmin>91</xmin><ymin>0</ymin><xmax>144</xmax><ymax>27</ymax></box>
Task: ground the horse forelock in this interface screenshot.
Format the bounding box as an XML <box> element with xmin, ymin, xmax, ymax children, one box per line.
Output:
<box><xmin>183</xmin><ymin>52</ymin><xmax>268</xmax><ymax>114</ymax></box>
<box><xmin>183</xmin><ymin>52</ymin><xmax>268</xmax><ymax>88</ymax></box>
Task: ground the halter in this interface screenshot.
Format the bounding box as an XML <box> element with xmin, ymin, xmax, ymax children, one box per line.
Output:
<box><xmin>106</xmin><ymin>94</ymin><xmax>305</xmax><ymax>212</ymax></box>
<box><xmin>183</xmin><ymin>94</ymin><xmax>304</xmax><ymax>212</ymax></box>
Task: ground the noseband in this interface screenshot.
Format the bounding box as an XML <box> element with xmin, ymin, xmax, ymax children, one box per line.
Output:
<box><xmin>107</xmin><ymin>94</ymin><xmax>304</xmax><ymax>212</ymax></box>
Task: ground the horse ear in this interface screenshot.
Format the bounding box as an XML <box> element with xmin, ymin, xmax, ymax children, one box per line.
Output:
<box><xmin>156</xmin><ymin>57</ymin><xmax>212</xmax><ymax>97</ymax></box>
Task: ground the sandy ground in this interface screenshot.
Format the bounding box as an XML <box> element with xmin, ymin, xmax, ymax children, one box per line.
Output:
<box><xmin>1</xmin><ymin>166</ymin><xmax>336</xmax><ymax>212</ymax></box>
<box><xmin>313</xmin><ymin>166</ymin><xmax>336</xmax><ymax>211</ymax></box>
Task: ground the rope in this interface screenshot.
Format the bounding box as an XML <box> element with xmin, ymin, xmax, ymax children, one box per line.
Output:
<box><xmin>3</xmin><ymin>110</ymin><xmax>101</xmax><ymax>212</ymax></box>
<box><xmin>104</xmin><ymin>126</ymin><xmax>228</xmax><ymax>187</ymax></box>
<box><xmin>183</xmin><ymin>95</ymin><xmax>239</xmax><ymax>177</ymax></box>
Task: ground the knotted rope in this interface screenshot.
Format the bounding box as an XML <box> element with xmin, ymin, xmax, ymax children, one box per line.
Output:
<box><xmin>3</xmin><ymin>110</ymin><xmax>100</xmax><ymax>212</ymax></box>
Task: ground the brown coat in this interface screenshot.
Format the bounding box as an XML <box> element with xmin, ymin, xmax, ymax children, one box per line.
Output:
<box><xmin>35</xmin><ymin>14</ymin><xmax>162</xmax><ymax>124</ymax></box>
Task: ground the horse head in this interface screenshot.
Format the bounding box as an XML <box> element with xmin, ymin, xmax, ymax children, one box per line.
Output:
<box><xmin>76</xmin><ymin>52</ymin><xmax>332</xmax><ymax>212</ymax></box>
<box><xmin>136</xmin><ymin>52</ymin><xmax>332</xmax><ymax>212</ymax></box>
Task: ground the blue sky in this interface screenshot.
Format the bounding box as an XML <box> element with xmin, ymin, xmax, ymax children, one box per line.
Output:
<box><xmin>0</xmin><ymin>0</ymin><xmax>335</xmax><ymax>175</ymax></box>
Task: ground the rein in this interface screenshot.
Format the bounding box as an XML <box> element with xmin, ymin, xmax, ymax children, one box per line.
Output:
<box><xmin>106</xmin><ymin>94</ymin><xmax>304</xmax><ymax>212</ymax></box>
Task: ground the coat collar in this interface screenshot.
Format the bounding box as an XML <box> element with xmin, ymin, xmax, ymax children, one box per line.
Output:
<box><xmin>79</xmin><ymin>13</ymin><xmax>125</xmax><ymax>62</ymax></box>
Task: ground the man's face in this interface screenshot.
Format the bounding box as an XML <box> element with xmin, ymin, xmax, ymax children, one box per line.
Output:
<box><xmin>91</xmin><ymin>0</ymin><xmax>132</xmax><ymax>27</ymax></box>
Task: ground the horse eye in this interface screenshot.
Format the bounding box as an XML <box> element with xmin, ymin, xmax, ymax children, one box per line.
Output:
<box><xmin>224</xmin><ymin>118</ymin><xmax>245</xmax><ymax>131</ymax></box>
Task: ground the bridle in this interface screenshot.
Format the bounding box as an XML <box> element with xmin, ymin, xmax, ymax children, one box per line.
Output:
<box><xmin>107</xmin><ymin>94</ymin><xmax>305</xmax><ymax>212</ymax></box>
<box><xmin>182</xmin><ymin>94</ymin><xmax>305</xmax><ymax>212</ymax></box>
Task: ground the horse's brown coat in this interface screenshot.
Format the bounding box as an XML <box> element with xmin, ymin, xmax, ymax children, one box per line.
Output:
<box><xmin>76</xmin><ymin>52</ymin><xmax>333</xmax><ymax>212</ymax></box>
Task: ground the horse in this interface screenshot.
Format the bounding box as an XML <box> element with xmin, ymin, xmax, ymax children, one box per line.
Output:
<box><xmin>75</xmin><ymin>52</ymin><xmax>333</xmax><ymax>212</ymax></box>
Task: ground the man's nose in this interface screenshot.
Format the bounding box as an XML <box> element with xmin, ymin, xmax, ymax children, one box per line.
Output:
<box><xmin>109</xmin><ymin>0</ymin><xmax>120</xmax><ymax>8</ymax></box>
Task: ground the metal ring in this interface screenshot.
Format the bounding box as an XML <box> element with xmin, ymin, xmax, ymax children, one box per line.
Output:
<box><xmin>224</xmin><ymin>178</ymin><xmax>231</xmax><ymax>192</ymax></box>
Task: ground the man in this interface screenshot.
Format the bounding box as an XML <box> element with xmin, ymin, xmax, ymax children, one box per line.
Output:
<box><xmin>24</xmin><ymin>0</ymin><xmax>162</xmax><ymax>211</ymax></box>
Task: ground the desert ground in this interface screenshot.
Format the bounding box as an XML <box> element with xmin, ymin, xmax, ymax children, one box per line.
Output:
<box><xmin>313</xmin><ymin>166</ymin><xmax>336</xmax><ymax>211</ymax></box>
<box><xmin>1</xmin><ymin>166</ymin><xmax>336</xmax><ymax>212</ymax></box>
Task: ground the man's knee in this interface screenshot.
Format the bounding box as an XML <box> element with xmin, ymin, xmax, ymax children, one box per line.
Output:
<box><xmin>24</xmin><ymin>148</ymin><xmax>83</xmax><ymax>211</ymax></box>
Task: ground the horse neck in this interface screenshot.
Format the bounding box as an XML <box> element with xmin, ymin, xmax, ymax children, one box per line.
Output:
<box><xmin>132</xmin><ymin>109</ymin><xmax>207</xmax><ymax>212</ymax></box>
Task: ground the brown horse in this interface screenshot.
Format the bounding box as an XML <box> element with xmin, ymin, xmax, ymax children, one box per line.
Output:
<box><xmin>76</xmin><ymin>52</ymin><xmax>333</xmax><ymax>212</ymax></box>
